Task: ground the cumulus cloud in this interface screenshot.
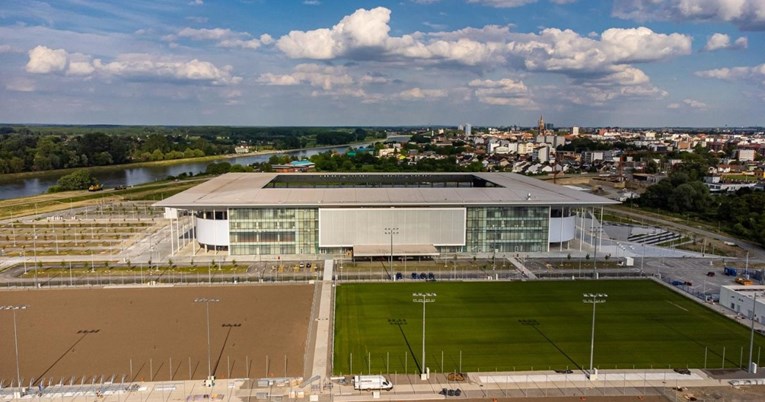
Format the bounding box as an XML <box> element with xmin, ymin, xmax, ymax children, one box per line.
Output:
<box><xmin>508</xmin><ymin>27</ymin><xmax>691</xmax><ymax>73</ymax></box>
<box><xmin>398</xmin><ymin>87</ymin><xmax>448</xmax><ymax>100</ymax></box>
<box><xmin>276</xmin><ymin>7</ymin><xmax>691</xmax><ymax>75</ymax></box>
<box><xmin>468</xmin><ymin>78</ymin><xmax>533</xmax><ymax>106</ymax></box>
<box><xmin>169</xmin><ymin>27</ymin><xmax>272</xmax><ymax>49</ymax></box>
<box><xmin>25</xmin><ymin>45</ymin><xmax>241</xmax><ymax>85</ymax></box>
<box><xmin>613</xmin><ymin>0</ymin><xmax>765</xmax><ymax>30</ymax></box>
<box><xmin>271</xmin><ymin>7</ymin><xmax>686</xmax><ymax>106</ymax></box>
<box><xmin>26</xmin><ymin>45</ymin><xmax>68</xmax><ymax>73</ymax></box>
<box><xmin>696</xmin><ymin>63</ymin><xmax>765</xmax><ymax>82</ymax></box>
<box><xmin>703</xmin><ymin>33</ymin><xmax>748</xmax><ymax>51</ymax></box>
<box><xmin>257</xmin><ymin>64</ymin><xmax>354</xmax><ymax>90</ymax></box>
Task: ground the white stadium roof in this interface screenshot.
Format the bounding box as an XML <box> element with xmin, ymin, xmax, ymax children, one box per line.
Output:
<box><xmin>154</xmin><ymin>172</ymin><xmax>618</xmax><ymax>209</ymax></box>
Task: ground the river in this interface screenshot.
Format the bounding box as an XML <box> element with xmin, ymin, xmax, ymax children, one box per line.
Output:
<box><xmin>0</xmin><ymin>144</ymin><xmax>371</xmax><ymax>200</ymax></box>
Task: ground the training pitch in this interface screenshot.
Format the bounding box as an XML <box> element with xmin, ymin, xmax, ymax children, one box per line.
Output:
<box><xmin>334</xmin><ymin>280</ymin><xmax>765</xmax><ymax>375</ymax></box>
<box><xmin>0</xmin><ymin>285</ymin><xmax>313</xmax><ymax>384</ymax></box>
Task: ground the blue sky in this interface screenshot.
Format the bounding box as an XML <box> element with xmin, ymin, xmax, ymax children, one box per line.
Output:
<box><xmin>0</xmin><ymin>0</ymin><xmax>764</xmax><ymax>127</ymax></box>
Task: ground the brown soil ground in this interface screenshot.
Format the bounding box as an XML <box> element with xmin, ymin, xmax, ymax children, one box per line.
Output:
<box><xmin>0</xmin><ymin>284</ymin><xmax>313</xmax><ymax>385</ymax></box>
<box><xmin>458</xmin><ymin>398</ymin><xmax>667</xmax><ymax>402</ymax></box>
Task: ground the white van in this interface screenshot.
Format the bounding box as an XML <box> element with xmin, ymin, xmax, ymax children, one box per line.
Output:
<box><xmin>352</xmin><ymin>375</ymin><xmax>393</xmax><ymax>391</ymax></box>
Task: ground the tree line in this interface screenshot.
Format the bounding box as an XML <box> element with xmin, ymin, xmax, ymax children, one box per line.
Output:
<box><xmin>636</xmin><ymin>148</ymin><xmax>765</xmax><ymax>246</ymax></box>
<box><xmin>0</xmin><ymin>126</ymin><xmax>385</xmax><ymax>174</ymax></box>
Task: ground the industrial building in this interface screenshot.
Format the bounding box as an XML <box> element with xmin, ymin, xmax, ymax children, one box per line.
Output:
<box><xmin>154</xmin><ymin>172</ymin><xmax>617</xmax><ymax>257</ymax></box>
<box><xmin>720</xmin><ymin>285</ymin><xmax>765</xmax><ymax>324</ymax></box>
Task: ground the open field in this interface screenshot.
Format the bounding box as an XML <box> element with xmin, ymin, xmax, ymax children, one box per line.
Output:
<box><xmin>0</xmin><ymin>285</ymin><xmax>313</xmax><ymax>385</ymax></box>
<box><xmin>334</xmin><ymin>280</ymin><xmax>765</xmax><ymax>375</ymax></box>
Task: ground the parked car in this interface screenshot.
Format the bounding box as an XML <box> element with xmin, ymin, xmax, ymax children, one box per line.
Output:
<box><xmin>427</xmin><ymin>272</ymin><xmax>436</xmax><ymax>281</ymax></box>
<box><xmin>395</xmin><ymin>272</ymin><xmax>403</xmax><ymax>280</ymax></box>
<box><xmin>411</xmin><ymin>272</ymin><xmax>418</xmax><ymax>280</ymax></box>
<box><xmin>418</xmin><ymin>272</ymin><xmax>427</xmax><ymax>280</ymax></box>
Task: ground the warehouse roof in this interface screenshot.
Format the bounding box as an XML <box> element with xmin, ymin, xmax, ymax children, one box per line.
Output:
<box><xmin>154</xmin><ymin>172</ymin><xmax>618</xmax><ymax>209</ymax></box>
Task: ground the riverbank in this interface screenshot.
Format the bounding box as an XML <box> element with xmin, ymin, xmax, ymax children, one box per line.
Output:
<box><xmin>0</xmin><ymin>177</ymin><xmax>205</xmax><ymax>220</ymax></box>
<box><xmin>0</xmin><ymin>141</ymin><xmax>373</xmax><ymax>182</ymax></box>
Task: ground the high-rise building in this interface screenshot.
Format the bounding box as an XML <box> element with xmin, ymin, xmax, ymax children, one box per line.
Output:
<box><xmin>465</xmin><ymin>124</ymin><xmax>472</xmax><ymax>136</ymax></box>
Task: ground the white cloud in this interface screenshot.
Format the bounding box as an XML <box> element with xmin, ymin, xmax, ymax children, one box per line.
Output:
<box><xmin>398</xmin><ymin>87</ymin><xmax>448</xmax><ymax>100</ymax></box>
<box><xmin>170</xmin><ymin>27</ymin><xmax>272</xmax><ymax>49</ymax></box>
<box><xmin>276</xmin><ymin>7</ymin><xmax>690</xmax><ymax>74</ymax></box>
<box><xmin>5</xmin><ymin>78</ymin><xmax>36</xmax><ymax>92</ymax></box>
<box><xmin>704</xmin><ymin>33</ymin><xmax>748</xmax><ymax>51</ymax></box>
<box><xmin>303</xmin><ymin>0</ymin><xmax>321</xmax><ymax>5</ymax></box>
<box><xmin>468</xmin><ymin>78</ymin><xmax>533</xmax><ymax>106</ymax></box>
<box><xmin>0</xmin><ymin>44</ymin><xmax>14</xmax><ymax>53</ymax></box>
<box><xmin>506</xmin><ymin>27</ymin><xmax>691</xmax><ymax>73</ymax></box>
<box><xmin>613</xmin><ymin>0</ymin><xmax>765</xmax><ymax>30</ymax></box>
<box><xmin>26</xmin><ymin>45</ymin><xmax>68</xmax><ymax>73</ymax></box>
<box><xmin>189</xmin><ymin>0</ymin><xmax>203</xmax><ymax>5</ymax></box>
<box><xmin>257</xmin><ymin>64</ymin><xmax>354</xmax><ymax>90</ymax></box>
<box><xmin>696</xmin><ymin>63</ymin><xmax>765</xmax><ymax>82</ymax></box>
<box><xmin>683</xmin><ymin>98</ymin><xmax>708</xmax><ymax>109</ymax></box>
<box><xmin>467</xmin><ymin>0</ymin><xmax>536</xmax><ymax>7</ymax></box>
<box><xmin>550</xmin><ymin>0</ymin><xmax>576</xmax><ymax>4</ymax></box>
<box><xmin>25</xmin><ymin>45</ymin><xmax>241</xmax><ymax>85</ymax></box>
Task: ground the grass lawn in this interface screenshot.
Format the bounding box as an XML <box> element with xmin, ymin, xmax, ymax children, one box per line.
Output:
<box><xmin>334</xmin><ymin>280</ymin><xmax>765</xmax><ymax>375</ymax></box>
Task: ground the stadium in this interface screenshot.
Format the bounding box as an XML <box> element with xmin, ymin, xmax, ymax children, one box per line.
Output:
<box><xmin>154</xmin><ymin>172</ymin><xmax>618</xmax><ymax>257</ymax></box>
<box><xmin>1</xmin><ymin>174</ymin><xmax>763</xmax><ymax>402</ymax></box>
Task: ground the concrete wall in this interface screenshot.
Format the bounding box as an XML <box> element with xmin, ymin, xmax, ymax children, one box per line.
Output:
<box><xmin>318</xmin><ymin>208</ymin><xmax>466</xmax><ymax>248</ymax></box>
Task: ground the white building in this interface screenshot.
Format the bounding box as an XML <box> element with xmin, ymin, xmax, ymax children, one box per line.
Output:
<box><xmin>720</xmin><ymin>285</ymin><xmax>765</xmax><ymax>324</ymax></box>
<box><xmin>738</xmin><ymin>149</ymin><xmax>756</xmax><ymax>162</ymax></box>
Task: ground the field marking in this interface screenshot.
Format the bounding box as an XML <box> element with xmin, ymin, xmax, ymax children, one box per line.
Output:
<box><xmin>666</xmin><ymin>300</ymin><xmax>689</xmax><ymax>311</ymax></box>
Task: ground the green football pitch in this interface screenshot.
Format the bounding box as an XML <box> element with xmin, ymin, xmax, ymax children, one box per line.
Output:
<box><xmin>333</xmin><ymin>280</ymin><xmax>765</xmax><ymax>375</ymax></box>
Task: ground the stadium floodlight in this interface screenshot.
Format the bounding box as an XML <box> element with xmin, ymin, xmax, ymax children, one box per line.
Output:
<box><xmin>194</xmin><ymin>298</ymin><xmax>220</xmax><ymax>387</ymax></box>
<box><xmin>582</xmin><ymin>293</ymin><xmax>607</xmax><ymax>378</ymax></box>
<box><xmin>412</xmin><ymin>292</ymin><xmax>436</xmax><ymax>379</ymax></box>
<box><xmin>385</xmin><ymin>227</ymin><xmax>399</xmax><ymax>271</ymax></box>
<box><xmin>0</xmin><ymin>305</ymin><xmax>28</xmax><ymax>392</ymax></box>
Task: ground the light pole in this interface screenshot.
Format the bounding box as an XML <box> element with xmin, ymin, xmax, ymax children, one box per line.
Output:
<box><xmin>194</xmin><ymin>297</ymin><xmax>220</xmax><ymax>386</ymax></box>
<box><xmin>1</xmin><ymin>304</ymin><xmax>28</xmax><ymax>393</ymax></box>
<box><xmin>749</xmin><ymin>292</ymin><xmax>757</xmax><ymax>373</ymax></box>
<box><xmin>385</xmin><ymin>227</ymin><xmax>399</xmax><ymax>272</ymax></box>
<box><xmin>412</xmin><ymin>292</ymin><xmax>436</xmax><ymax>379</ymax></box>
<box><xmin>582</xmin><ymin>293</ymin><xmax>607</xmax><ymax>379</ymax></box>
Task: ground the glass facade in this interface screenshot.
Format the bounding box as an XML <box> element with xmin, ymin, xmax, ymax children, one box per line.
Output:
<box><xmin>229</xmin><ymin>208</ymin><xmax>318</xmax><ymax>255</ymax></box>
<box><xmin>226</xmin><ymin>206</ymin><xmax>550</xmax><ymax>255</ymax></box>
<box><xmin>465</xmin><ymin>206</ymin><xmax>549</xmax><ymax>253</ymax></box>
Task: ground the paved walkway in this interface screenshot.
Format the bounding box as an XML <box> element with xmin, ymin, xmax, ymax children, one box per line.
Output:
<box><xmin>309</xmin><ymin>260</ymin><xmax>335</xmax><ymax>383</ymax></box>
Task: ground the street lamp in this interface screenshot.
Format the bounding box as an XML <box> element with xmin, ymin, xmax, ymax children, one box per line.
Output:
<box><xmin>385</xmin><ymin>227</ymin><xmax>399</xmax><ymax>272</ymax></box>
<box><xmin>194</xmin><ymin>298</ymin><xmax>220</xmax><ymax>387</ymax></box>
<box><xmin>582</xmin><ymin>293</ymin><xmax>607</xmax><ymax>379</ymax></box>
<box><xmin>412</xmin><ymin>292</ymin><xmax>436</xmax><ymax>380</ymax></box>
<box><xmin>1</xmin><ymin>305</ymin><xmax>28</xmax><ymax>393</ymax></box>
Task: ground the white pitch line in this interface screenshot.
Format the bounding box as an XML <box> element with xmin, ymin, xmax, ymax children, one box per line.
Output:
<box><xmin>666</xmin><ymin>300</ymin><xmax>689</xmax><ymax>311</ymax></box>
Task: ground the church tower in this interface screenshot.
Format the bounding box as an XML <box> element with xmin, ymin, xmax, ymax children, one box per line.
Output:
<box><xmin>537</xmin><ymin>115</ymin><xmax>545</xmax><ymax>135</ymax></box>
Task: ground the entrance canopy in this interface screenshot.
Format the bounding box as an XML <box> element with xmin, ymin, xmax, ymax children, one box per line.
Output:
<box><xmin>353</xmin><ymin>244</ymin><xmax>439</xmax><ymax>257</ymax></box>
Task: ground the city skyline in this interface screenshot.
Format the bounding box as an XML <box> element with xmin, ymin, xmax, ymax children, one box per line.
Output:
<box><xmin>0</xmin><ymin>0</ymin><xmax>764</xmax><ymax>127</ymax></box>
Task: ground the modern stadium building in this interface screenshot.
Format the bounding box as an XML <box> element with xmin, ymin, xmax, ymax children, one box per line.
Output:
<box><xmin>154</xmin><ymin>172</ymin><xmax>618</xmax><ymax>257</ymax></box>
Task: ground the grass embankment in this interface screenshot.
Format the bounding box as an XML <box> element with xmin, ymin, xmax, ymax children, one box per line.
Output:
<box><xmin>334</xmin><ymin>280</ymin><xmax>765</xmax><ymax>374</ymax></box>
<box><xmin>0</xmin><ymin>178</ymin><xmax>204</xmax><ymax>220</ymax></box>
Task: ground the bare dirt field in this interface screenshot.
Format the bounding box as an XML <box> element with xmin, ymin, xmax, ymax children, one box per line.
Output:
<box><xmin>0</xmin><ymin>284</ymin><xmax>313</xmax><ymax>385</ymax></box>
